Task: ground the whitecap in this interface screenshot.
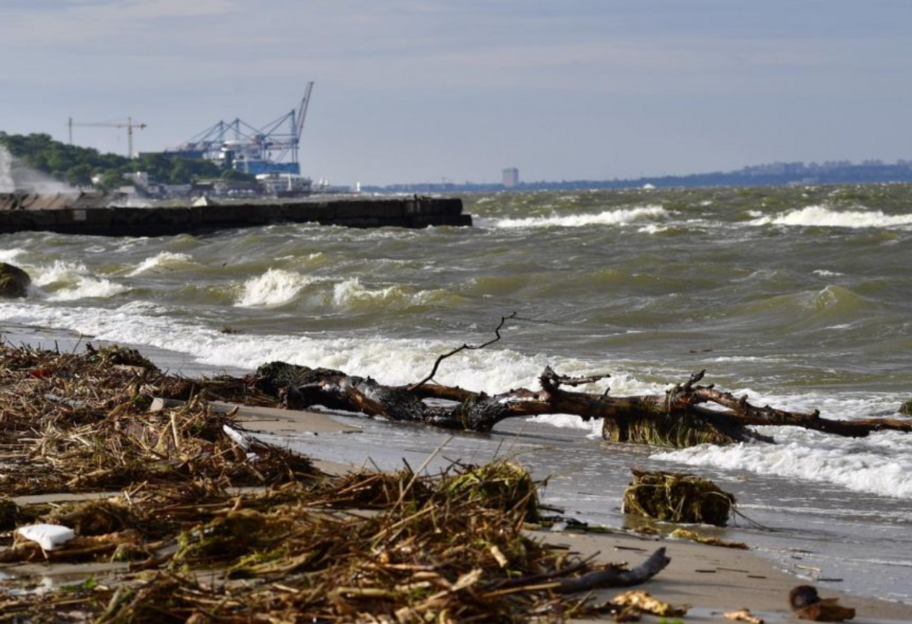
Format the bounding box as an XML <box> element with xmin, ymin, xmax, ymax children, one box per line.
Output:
<box><xmin>236</xmin><ymin>268</ymin><xmax>314</xmax><ymax>308</ymax></box>
<box><xmin>751</xmin><ymin>205</ymin><xmax>912</xmax><ymax>229</ymax></box>
<box><xmin>0</xmin><ymin>248</ymin><xmax>25</xmax><ymax>263</ymax></box>
<box><xmin>31</xmin><ymin>260</ymin><xmax>128</xmax><ymax>301</ymax></box>
<box><xmin>127</xmin><ymin>251</ymin><xmax>193</xmax><ymax>277</ymax></box>
<box><xmin>490</xmin><ymin>205</ymin><xmax>668</xmax><ymax>229</ymax></box>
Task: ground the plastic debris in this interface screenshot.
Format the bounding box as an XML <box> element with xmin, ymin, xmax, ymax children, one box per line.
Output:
<box><xmin>17</xmin><ymin>524</ymin><xmax>75</xmax><ymax>551</ymax></box>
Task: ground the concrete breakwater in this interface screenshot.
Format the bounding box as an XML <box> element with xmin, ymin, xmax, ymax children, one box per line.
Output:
<box><xmin>0</xmin><ymin>193</ymin><xmax>471</xmax><ymax>236</ymax></box>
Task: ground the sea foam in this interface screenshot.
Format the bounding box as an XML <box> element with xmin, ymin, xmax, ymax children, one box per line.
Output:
<box><xmin>751</xmin><ymin>205</ymin><xmax>912</xmax><ymax>229</ymax></box>
<box><xmin>490</xmin><ymin>205</ymin><xmax>668</xmax><ymax>229</ymax></box>
<box><xmin>32</xmin><ymin>261</ymin><xmax>128</xmax><ymax>301</ymax></box>
<box><xmin>236</xmin><ymin>269</ymin><xmax>314</xmax><ymax>308</ymax></box>
<box><xmin>127</xmin><ymin>252</ymin><xmax>194</xmax><ymax>277</ymax></box>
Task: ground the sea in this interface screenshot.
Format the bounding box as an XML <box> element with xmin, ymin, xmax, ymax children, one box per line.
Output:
<box><xmin>1</xmin><ymin>184</ymin><xmax>911</xmax><ymax>602</ymax></box>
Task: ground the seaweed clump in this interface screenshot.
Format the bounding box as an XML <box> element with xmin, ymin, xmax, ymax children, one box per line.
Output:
<box><xmin>622</xmin><ymin>469</ymin><xmax>735</xmax><ymax>526</ymax></box>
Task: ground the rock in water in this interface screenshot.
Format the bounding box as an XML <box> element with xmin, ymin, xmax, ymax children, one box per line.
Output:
<box><xmin>899</xmin><ymin>399</ymin><xmax>912</xmax><ymax>416</ymax></box>
<box><xmin>0</xmin><ymin>263</ymin><xmax>30</xmax><ymax>298</ymax></box>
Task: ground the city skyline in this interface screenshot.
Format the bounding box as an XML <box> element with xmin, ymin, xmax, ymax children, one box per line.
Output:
<box><xmin>2</xmin><ymin>1</ymin><xmax>911</xmax><ymax>185</ymax></box>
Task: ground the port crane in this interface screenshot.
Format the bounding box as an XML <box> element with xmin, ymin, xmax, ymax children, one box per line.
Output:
<box><xmin>67</xmin><ymin>117</ymin><xmax>148</xmax><ymax>158</ymax></box>
<box><xmin>169</xmin><ymin>81</ymin><xmax>314</xmax><ymax>175</ymax></box>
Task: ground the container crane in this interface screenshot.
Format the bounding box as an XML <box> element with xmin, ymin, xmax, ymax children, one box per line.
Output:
<box><xmin>68</xmin><ymin>117</ymin><xmax>148</xmax><ymax>158</ymax></box>
<box><xmin>168</xmin><ymin>82</ymin><xmax>314</xmax><ymax>175</ymax></box>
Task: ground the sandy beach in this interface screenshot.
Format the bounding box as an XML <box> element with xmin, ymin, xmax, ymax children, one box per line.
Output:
<box><xmin>2</xmin><ymin>326</ymin><xmax>910</xmax><ymax>621</ymax></box>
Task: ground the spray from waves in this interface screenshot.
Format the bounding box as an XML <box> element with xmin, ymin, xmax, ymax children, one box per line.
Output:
<box><xmin>751</xmin><ymin>205</ymin><xmax>912</xmax><ymax>229</ymax></box>
<box><xmin>655</xmin><ymin>430</ymin><xmax>912</xmax><ymax>500</ymax></box>
<box><xmin>0</xmin><ymin>248</ymin><xmax>25</xmax><ymax>264</ymax></box>
<box><xmin>235</xmin><ymin>268</ymin><xmax>316</xmax><ymax>308</ymax></box>
<box><xmin>31</xmin><ymin>260</ymin><xmax>128</xmax><ymax>301</ymax></box>
<box><xmin>488</xmin><ymin>205</ymin><xmax>668</xmax><ymax>229</ymax></box>
<box><xmin>0</xmin><ymin>146</ymin><xmax>77</xmax><ymax>194</ymax></box>
<box><xmin>127</xmin><ymin>252</ymin><xmax>194</xmax><ymax>277</ymax></box>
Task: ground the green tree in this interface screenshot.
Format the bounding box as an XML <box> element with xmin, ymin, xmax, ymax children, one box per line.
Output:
<box><xmin>66</xmin><ymin>164</ymin><xmax>93</xmax><ymax>187</ymax></box>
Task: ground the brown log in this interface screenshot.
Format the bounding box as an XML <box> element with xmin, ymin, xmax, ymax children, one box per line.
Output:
<box><xmin>253</xmin><ymin>362</ymin><xmax>912</xmax><ymax>447</ymax></box>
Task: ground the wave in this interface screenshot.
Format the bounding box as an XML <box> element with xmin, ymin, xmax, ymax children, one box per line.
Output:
<box><xmin>489</xmin><ymin>205</ymin><xmax>668</xmax><ymax>229</ymax></box>
<box><xmin>655</xmin><ymin>430</ymin><xmax>912</xmax><ymax>499</ymax></box>
<box><xmin>331</xmin><ymin>277</ymin><xmax>456</xmax><ymax>311</ymax></box>
<box><xmin>127</xmin><ymin>252</ymin><xmax>194</xmax><ymax>277</ymax></box>
<box><xmin>31</xmin><ymin>260</ymin><xmax>128</xmax><ymax>301</ymax></box>
<box><xmin>0</xmin><ymin>300</ymin><xmax>654</xmax><ymax>398</ymax></box>
<box><xmin>0</xmin><ymin>248</ymin><xmax>25</xmax><ymax>264</ymax></box>
<box><xmin>235</xmin><ymin>269</ymin><xmax>316</xmax><ymax>308</ymax></box>
<box><xmin>751</xmin><ymin>205</ymin><xmax>912</xmax><ymax>229</ymax></box>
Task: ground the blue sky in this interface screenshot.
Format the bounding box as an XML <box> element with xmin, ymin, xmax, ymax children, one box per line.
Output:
<box><xmin>2</xmin><ymin>0</ymin><xmax>911</xmax><ymax>185</ymax></box>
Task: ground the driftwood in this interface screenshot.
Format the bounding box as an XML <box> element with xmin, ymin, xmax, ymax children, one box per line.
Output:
<box><xmin>254</xmin><ymin>362</ymin><xmax>912</xmax><ymax>448</ymax></box>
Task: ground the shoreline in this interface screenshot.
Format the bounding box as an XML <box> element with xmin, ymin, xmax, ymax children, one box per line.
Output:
<box><xmin>2</xmin><ymin>322</ymin><xmax>911</xmax><ymax>621</ymax></box>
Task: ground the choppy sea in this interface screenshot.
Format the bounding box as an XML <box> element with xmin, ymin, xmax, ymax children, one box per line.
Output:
<box><xmin>2</xmin><ymin>185</ymin><xmax>911</xmax><ymax>601</ymax></box>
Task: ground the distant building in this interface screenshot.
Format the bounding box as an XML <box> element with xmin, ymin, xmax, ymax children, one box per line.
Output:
<box><xmin>502</xmin><ymin>167</ymin><xmax>519</xmax><ymax>188</ymax></box>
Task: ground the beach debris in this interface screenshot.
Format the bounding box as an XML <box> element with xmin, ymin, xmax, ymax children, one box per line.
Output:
<box><xmin>0</xmin><ymin>344</ymin><xmax>677</xmax><ymax>620</ymax></box>
<box><xmin>899</xmin><ymin>399</ymin><xmax>912</xmax><ymax>416</ymax></box>
<box><xmin>250</xmin><ymin>339</ymin><xmax>912</xmax><ymax>448</ymax></box>
<box><xmin>609</xmin><ymin>590</ymin><xmax>688</xmax><ymax>618</ymax></box>
<box><xmin>16</xmin><ymin>524</ymin><xmax>75</xmax><ymax>551</ymax></box>
<box><xmin>669</xmin><ymin>527</ymin><xmax>749</xmax><ymax>549</ymax></box>
<box><xmin>85</xmin><ymin>343</ymin><xmax>159</xmax><ymax>372</ymax></box>
<box><xmin>789</xmin><ymin>585</ymin><xmax>856</xmax><ymax>621</ymax></box>
<box><xmin>622</xmin><ymin>470</ymin><xmax>735</xmax><ymax>526</ymax></box>
<box><xmin>0</xmin><ymin>496</ymin><xmax>21</xmax><ymax>531</ymax></box>
<box><xmin>0</xmin><ymin>262</ymin><xmax>30</xmax><ymax>298</ymax></box>
<box><xmin>725</xmin><ymin>608</ymin><xmax>765</xmax><ymax>624</ymax></box>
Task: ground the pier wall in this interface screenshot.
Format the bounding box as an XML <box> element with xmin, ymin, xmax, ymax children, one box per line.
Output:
<box><xmin>0</xmin><ymin>195</ymin><xmax>471</xmax><ymax>236</ymax></box>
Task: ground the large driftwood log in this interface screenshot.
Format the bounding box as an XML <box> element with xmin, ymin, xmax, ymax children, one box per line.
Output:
<box><xmin>251</xmin><ymin>363</ymin><xmax>912</xmax><ymax>448</ymax></box>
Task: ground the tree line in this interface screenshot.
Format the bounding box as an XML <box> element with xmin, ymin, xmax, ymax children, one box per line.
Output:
<box><xmin>0</xmin><ymin>132</ymin><xmax>251</xmax><ymax>191</ymax></box>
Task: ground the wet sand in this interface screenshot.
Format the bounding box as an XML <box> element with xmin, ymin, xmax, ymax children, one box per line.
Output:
<box><xmin>4</xmin><ymin>322</ymin><xmax>912</xmax><ymax>621</ymax></box>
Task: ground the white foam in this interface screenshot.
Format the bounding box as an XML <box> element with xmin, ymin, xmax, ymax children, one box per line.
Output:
<box><xmin>0</xmin><ymin>248</ymin><xmax>25</xmax><ymax>263</ymax></box>
<box><xmin>751</xmin><ymin>205</ymin><xmax>912</xmax><ymax>229</ymax></box>
<box><xmin>31</xmin><ymin>261</ymin><xmax>128</xmax><ymax>301</ymax></box>
<box><xmin>490</xmin><ymin>205</ymin><xmax>668</xmax><ymax>229</ymax></box>
<box><xmin>655</xmin><ymin>428</ymin><xmax>912</xmax><ymax>500</ymax></box>
<box><xmin>331</xmin><ymin>277</ymin><xmax>447</xmax><ymax>309</ymax></box>
<box><xmin>127</xmin><ymin>252</ymin><xmax>193</xmax><ymax>277</ymax></box>
<box><xmin>813</xmin><ymin>269</ymin><xmax>844</xmax><ymax>277</ymax></box>
<box><xmin>0</xmin><ymin>300</ymin><xmax>659</xmax><ymax>398</ymax></box>
<box><xmin>236</xmin><ymin>269</ymin><xmax>314</xmax><ymax>308</ymax></box>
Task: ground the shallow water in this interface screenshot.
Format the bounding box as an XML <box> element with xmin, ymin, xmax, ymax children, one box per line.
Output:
<box><xmin>2</xmin><ymin>184</ymin><xmax>912</xmax><ymax>600</ymax></box>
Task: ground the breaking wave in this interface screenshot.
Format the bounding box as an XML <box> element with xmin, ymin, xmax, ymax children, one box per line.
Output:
<box><xmin>331</xmin><ymin>277</ymin><xmax>456</xmax><ymax>310</ymax></box>
<box><xmin>127</xmin><ymin>252</ymin><xmax>194</xmax><ymax>277</ymax></box>
<box><xmin>490</xmin><ymin>205</ymin><xmax>668</xmax><ymax>229</ymax></box>
<box><xmin>235</xmin><ymin>269</ymin><xmax>315</xmax><ymax>308</ymax></box>
<box><xmin>751</xmin><ymin>205</ymin><xmax>912</xmax><ymax>229</ymax></box>
<box><xmin>0</xmin><ymin>248</ymin><xmax>25</xmax><ymax>264</ymax></box>
<box><xmin>655</xmin><ymin>430</ymin><xmax>912</xmax><ymax>499</ymax></box>
<box><xmin>32</xmin><ymin>261</ymin><xmax>128</xmax><ymax>301</ymax></box>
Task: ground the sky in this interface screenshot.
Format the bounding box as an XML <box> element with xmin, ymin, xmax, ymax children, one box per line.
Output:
<box><xmin>1</xmin><ymin>0</ymin><xmax>911</xmax><ymax>185</ymax></box>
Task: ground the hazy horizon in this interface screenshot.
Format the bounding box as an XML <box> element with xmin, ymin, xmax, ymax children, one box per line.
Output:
<box><xmin>2</xmin><ymin>1</ymin><xmax>910</xmax><ymax>185</ymax></box>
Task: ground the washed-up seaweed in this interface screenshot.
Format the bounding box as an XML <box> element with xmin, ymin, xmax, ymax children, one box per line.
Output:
<box><xmin>0</xmin><ymin>343</ymin><xmax>671</xmax><ymax>622</ymax></box>
<box><xmin>622</xmin><ymin>469</ymin><xmax>735</xmax><ymax>526</ymax></box>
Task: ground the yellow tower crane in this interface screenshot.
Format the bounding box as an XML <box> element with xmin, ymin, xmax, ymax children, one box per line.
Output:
<box><xmin>67</xmin><ymin>117</ymin><xmax>148</xmax><ymax>158</ymax></box>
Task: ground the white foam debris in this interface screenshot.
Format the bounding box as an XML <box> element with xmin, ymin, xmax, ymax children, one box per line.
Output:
<box><xmin>751</xmin><ymin>205</ymin><xmax>912</xmax><ymax>229</ymax></box>
<box><xmin>17</xmin><ymin>524</ymin><xmax>75</xmax><ymax>551</ymax></box>
<box><xmin>491</xmin><ymin>205</ymin><xmax>668</xmax><ymax>229</ymax></box>
<box><xmin>236</xmin><ymin>268</ymin><xmax>314</xmax><ymax>308</ymax></box>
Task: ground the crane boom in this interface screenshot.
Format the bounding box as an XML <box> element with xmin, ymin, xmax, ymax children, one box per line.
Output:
<box><xmin>294</xmin><ymin>81</ymin><xmax>314</xmax><ymax>141</ymax></box>
<box><xmin>68</xmin><ymin>117</ymin><xmax>148</xmax><ymax>158</ymax></box>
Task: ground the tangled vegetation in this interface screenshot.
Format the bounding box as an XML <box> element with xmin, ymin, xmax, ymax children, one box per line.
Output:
<box><xmin>0</xmin><ymin>343</ymin><xmax>670</xmax><ymax>622</ymax></box>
